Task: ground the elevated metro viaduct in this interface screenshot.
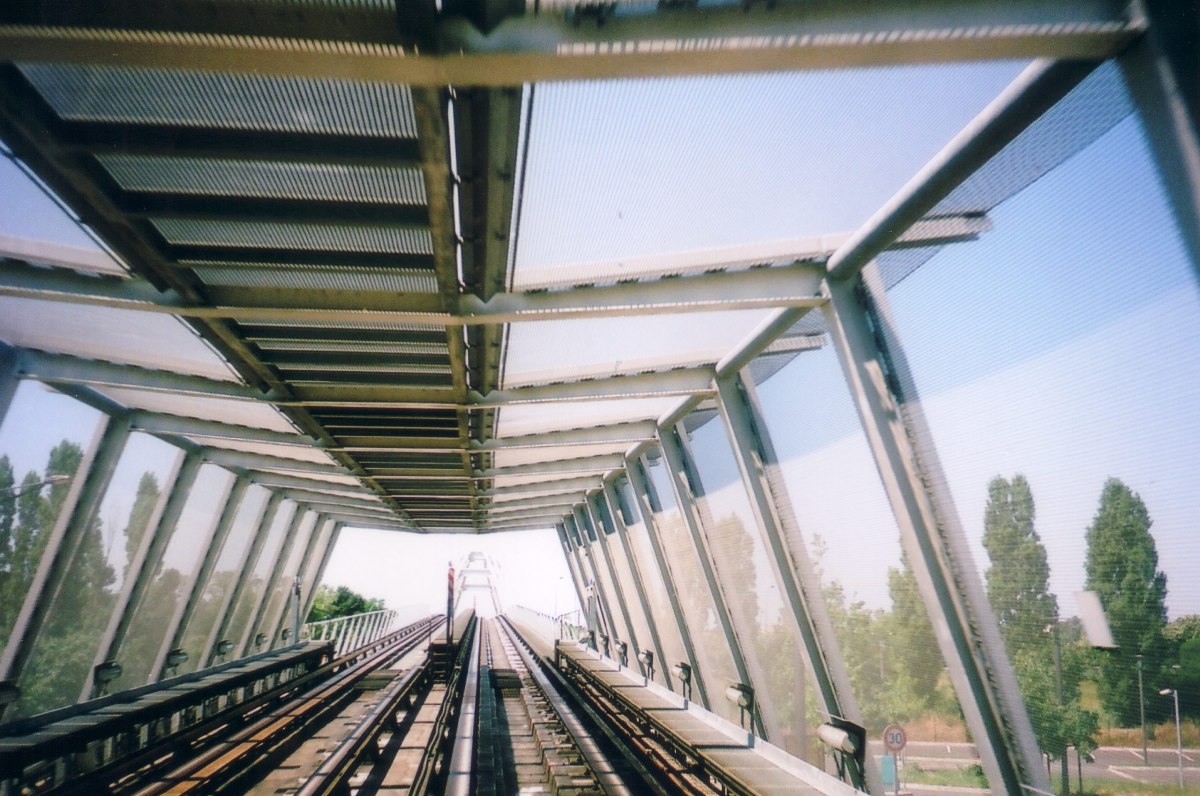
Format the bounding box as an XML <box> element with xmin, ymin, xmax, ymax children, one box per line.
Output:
<box><xmin>0</xmin><ymin>1</ymin><xmax>1197</xmax><ymax>794</ymax></box>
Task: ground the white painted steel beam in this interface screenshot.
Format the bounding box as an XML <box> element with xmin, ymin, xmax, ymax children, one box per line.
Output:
<box><xmin>1120</xmin><ymin>1</ymin><xmax>1200</xmax><ymax>283</ymax></box>
<box><xmin>469</xmin><ymin>421</ymin><xmax>658</xmax><ymax>451</ymax></box>
<box><xmin>652</xmin><ymin>432</ymin><xmax>763</xmax><ymax>739</ymax></box>
<box><xmin>625</xmin><ymin>457</ymin><xmax>710</xmax><ymax>708</ymax></box>
<box><xmin>154</xmin><ymin>476</ymin><xmax>247</xmax><ymax>680</ymax></box>
<box><xmin>85</xmin><ymin>450</ymin><xmax>192</xmax><ymax>701</ymax></box>
<box><xmin>0</xmin><ymin>2</ymin><xmax>1138</xmax><ymax>85</ymax></box>
<box><xmin>823</xmin><ymin>268</ymin><xmax>1047</xmax><ymax>794</ymax></box>
<box><xmin>715</xmin><ymin>372</ymin><xmax>871</xmax><ymax>784</ymax></box>
<box><xmin>474</xmin><ymin>453</ymin><xmax>625</xmax><ymax>479</ymax></box>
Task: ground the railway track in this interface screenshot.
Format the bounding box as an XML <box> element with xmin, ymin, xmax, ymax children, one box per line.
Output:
<box><xmin>465</xmin><ymin>617</ymin><xmax>675</xmax><ymax>796</ymax></box>
<box><xmin>123</xmin><ymin>616</ymin><xmax>445</xmax><ymax>795</ymax></box>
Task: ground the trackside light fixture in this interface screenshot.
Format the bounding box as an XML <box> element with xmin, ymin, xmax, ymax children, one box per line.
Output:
<box><xmin>672</xmin><ymin>662</ymin><xmax>692</xmax><ymax>700</ymax></box>
<box><xmin>817</xmin><ymin>719</ymin><xmax>868</xmax><ymax>791</ymax></box>
<box><xmin>637</xmin><ymin>649</ymin><xmax>654</xmax><ymax>681</ymax></box>
<box><xmin>725</xmin><ymin>683</ymin><xmax>755</xmax><ymax>731</ymax></box>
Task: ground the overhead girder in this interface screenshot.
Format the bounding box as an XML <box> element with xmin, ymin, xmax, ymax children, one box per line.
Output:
<box><xmin>0</xmin><ymin>1</ymin><xmax>1139</xmax><ymax>86</ymax></box>
<box><xmin>0</xmin><ymin>217</ymin><xmax>992</xmax><ymax>324</ymax></box>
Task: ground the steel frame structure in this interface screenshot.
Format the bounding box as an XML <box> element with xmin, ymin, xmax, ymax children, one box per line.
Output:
<box><xmin>0</xmin><ymin>3</ymin><xmax>1194</xmax><ymax>794</ymax></box>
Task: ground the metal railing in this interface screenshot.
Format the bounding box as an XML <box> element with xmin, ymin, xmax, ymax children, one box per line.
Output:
<box><xmin>507</xmin><ymin>605</ymin><xmax>587</xmax><ymax>646</ymax></box>
<box><xmin>303</xmin><ymin>609</ymin><xmax>398</xmax><ymax>655</ymax></box>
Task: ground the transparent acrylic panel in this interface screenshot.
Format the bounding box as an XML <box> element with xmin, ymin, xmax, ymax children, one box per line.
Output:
<box><xmin>616</xmin><ymin>479</ymin><xmax>689</xmax><ymax>689</ymax></box>
<box><xmin>583</xmin><ymin>530</ymin><xmax>631</xmax><ymax>653</ymax></box>
<box><xmin>116</xmin><ymin>463</ymin><xmax>233</xmax><ymax>689</ymax></box>
<box><xmin>515</xmin><ymin>63</ymin><xmax>1026</xmax><ymax>287</ymax></box>
<box><xmin>497</xmin><ymin>397</ymin><xmax>678</xmax><ymax>438</ymax></box>
<box><xmin>297</xmin><ymin>520</ymin><xmax>335</xmax><ymax>626</ymax></box>
<box><xmin>175</xmin><ymin>484</ymin><xmax>270</xmax><ymax>674</ymax></box>
<box><xmin>595</xmin><ymin>497</ymin><xmax>653</xmax><ymax>663</ymax></box>
<box><xmin>754</xmin><ymin>344</ymin><xmax>967</xmax><ymax>751</ymax></box>
<box><xmin>883</xmin><ymin>111</ymin><xmax>1200</xmax><ymax>764</ymax></box>
<box><xmin>0</xmin><ymin>382</ymin><xmax>101</xmax><ymax>653</ymax></box>
<box><xmin>0</xmin><ymin>155</ymin><xmax>124</xmax><ymax>273</ymax></box>
<box><xmin>685</xmin><ymin>414</ymin><xmax>808</xmax><ymax>754</ymax></box>
<box><xmin>502</xmin><ymin>311</ymin><xmax>768</xmax><ymax>388</ymax></box>
<box><xmin>643</xmin><ymin>456</ymin><xmax>741</xmax><ymax>724</ymax></box>
<box><xmin>256</xmin><ymin>511</ymin><xmax>317</xmax><ymax>650</ymax></box>
<box><xmin>0</xmin><ymin>297</ymin><xmax>237</xmax><ymax>383</ymax></box>
<box><xmin>223</xmin><ymin>500</ymin><xmax>296</xmax><ymax>652</ymax></box>
<box><xmin>15</xmin><ymin>431</ymin><xmax>179</xmax><ymax>717</ymax></box>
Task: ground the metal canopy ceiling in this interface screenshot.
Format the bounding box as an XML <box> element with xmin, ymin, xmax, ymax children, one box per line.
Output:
<box><xmin>0</xmin><ymin>0</ymin><xmax>1141</xmax><ymax>532</ymax></box>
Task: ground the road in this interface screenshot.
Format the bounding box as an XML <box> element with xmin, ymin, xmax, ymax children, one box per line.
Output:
<box><xmin>866</xmin><ymin>741</ymin><xmax>1200</xmax><ymax>794</ymax></box>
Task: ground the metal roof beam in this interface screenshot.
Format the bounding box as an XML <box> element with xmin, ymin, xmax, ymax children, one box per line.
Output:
<box><xmin>469</xmin><ymin>420</ymin><xmax>657</xmax><ymax>451</ymax></box>
<box><xmin>474</xmin><ymin>453</ymin><xmax>625</xmax><ymax>479</ymax></box>
<box><xmin>11</xmin><ymin>347</ymin><xmax>711</xmax><ymax>409</ymax></box>
<box><xmin>0</xmin><ymin>218</ymin><xmax>991</xmax><ymax>322</ymax></box>
<box><xmin>121</xmin><ymin>194</ymin><xmax>430</xmax><ymax>228</ymax></box>
<box><xmin>200</xmin><ymin>447</ymin><xmax>342</xmax><ymax>476</ymax></box>
<box><xmin>129</xmin><ymin>410</ymin><xmax>312</xmax><ymax>448</ymax></box>
<box><xmin>57</xmin><ymin>122</ymin><xmax>423</xmax><ymax>167</ymax></box>
<box><xmin>0</xmin><ymin>2</ymin><xmax>1139</xmax><ymax>85</ymax></box>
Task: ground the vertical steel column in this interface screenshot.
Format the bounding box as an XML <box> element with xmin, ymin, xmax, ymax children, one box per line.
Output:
<box><xmin>0</xmin><ymin>344</ymin><xmax>18</xmax><ymax>425</ymax></box>
<box><xmin>600</xmin><ymin>479</ymin><xmax>673</xmax><ymax>691</ymax></box>
<box><xmin>270</xmin><ymin>513</ymin><xmax>325</xmax><ymax>645</ymax></box>
<box><xmin>823</xmin><ymin>267</ymin><xmax>1046</xmax><ymax>794</ymax></box>
<box><xmin>561</xmin><ymin>519</ymin><xmax>590</xmax><ymax>614</ymax></box>
<box><xmin>303</xmin><ymin>522</ymin><xmax>343</xmax><ymax>622</ymax></box>
<box><xmin>154</xmin><ymin>476</ymin><xmax>248</xmax><ymax>679</ymax></box>
<box><xmin>555</xmin><ymin>523</ymin><xmax>587</xmax><ymax>618</ymax></box>
<box><xmin>239</xmin><ymin>503</ymin><xmax>307</xmax><ymax>656</ymax></box>
<box><xmin>626</xmin><ymin>458</ymin><xmax>710</xmax><ymax>708</ymax></box>
<box><xmin>664</xmin><ymin>425</ymin><xmax>773</xmax><ymax>739</ymax></box>
<box><xmin>201</xmin><ymin>492</ymin><xmax>283</xmax><ymax>667</ymax></box>
<box><xmin>1120</xmin><ymin>0</ymin><xmax>1200</xmax><ymax>281</ymax></box>
<box><xmin>84</xmin><ymin>449</ymin><xmax>193</xmax><ymax>701</ymax></box>
<box><xmin>586</xmin><ymin>492</ymin><xmax>642</xmax><ymax>658</ymax></box>
<box><xmin>572</xmin><ymin>509</ymin><xmax>620</xmax><ymax>647</ymax></box>
<box><xmin>561</xmin><ymin>513</ymin><xmax>600</xmax><ymax>638</ymax></box>
<box><xmin>0</xmin><ymin>414</ymin><xmax>131</xmax><ymax>702</ymax></box>
<box><xmin>716</xmin><ymin>371</ymin><xmax>870</xmax><ymax>775</ymax></box>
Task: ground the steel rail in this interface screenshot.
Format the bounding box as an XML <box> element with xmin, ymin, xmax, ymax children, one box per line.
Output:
<box><xmin>97</xmin><ymin>616</ymin><xmax>442</xmax><ymax>796</ymax></box>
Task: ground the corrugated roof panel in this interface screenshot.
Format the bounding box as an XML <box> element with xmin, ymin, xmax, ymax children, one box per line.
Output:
<box><xmin>152</xmin><ymin>218</ymin><xmax>433</xmax><ymax>254</ymax></box>
<box><xmin>20</xmin><ymin>64</ymin><xmax>418</xmax><ymax>137</ymax></box>
<box><xmin>193</xmin><ymin>266</ymin><xmax>438</xmax><ymax>293</ymax></box>
<box><xmin>98</xmin><ymin>155</ymin><xmax>427</xmax><ymax>205</ymax></box>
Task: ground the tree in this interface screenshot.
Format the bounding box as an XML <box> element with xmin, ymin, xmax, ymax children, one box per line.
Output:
<box><xmin>1163</xmin><ymin>616</ymin><xmax>1199</xmax><ymax>719</ymax></box>
<box><xmin>1084</xmin><ymin>478</ymin><xmax>1170</xmax><ymax>726</ymax></box>
<box><xmin>9</xmin><ymin>441</ymin><xmax>118</xmax><ymax>718</ymax></box>
<box><xmin>982</xmin><ymin>475</ymin><xmax>1057</xmax><ymax>655</ymax></box>
<box><xmin>123</xmin><ymin>472</ymin><xmax>161</xmax><ymax>569</ymax></box>
<box><xmin>982</xmin><ymin>474</ymin><xmax>1097</xmax><ymax>793</ymax></box>
<box><xmin>307</xmin><ymin>585</ymin><xmax>385</xmax><ymax>623</ymax></box>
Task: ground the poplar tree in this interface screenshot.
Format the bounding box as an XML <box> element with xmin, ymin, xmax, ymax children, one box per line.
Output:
<box><xmin>1084</xmin><ymin>477</ymin><xmax>1169</xmax><ymax>726</ymax></box>
<box><xmin>983</xmin><ymin>474</ymin><xmax>1097</xmax><ymax>794</ymax></box>
<box><xmin>982</xmin><ymin>474</ymin><xmax>1057</xmax><ymax>655</ymax></box>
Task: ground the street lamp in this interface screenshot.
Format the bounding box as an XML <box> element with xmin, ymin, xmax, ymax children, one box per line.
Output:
<box><xmin>1136</xmin><ymin>654</ymin><xmax>1148</xmax><ymax>765</ymax></box>
<box><xmin>1159</xmin><ymin>688</ymin><xmax>1183</xmax><ymax>789</ymax></box>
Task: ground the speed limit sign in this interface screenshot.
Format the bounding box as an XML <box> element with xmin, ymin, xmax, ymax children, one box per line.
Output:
<box><xmin>883</xmin><ymin>724</ymin><xmax>907</xmax><ymax>753</ymax></box>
